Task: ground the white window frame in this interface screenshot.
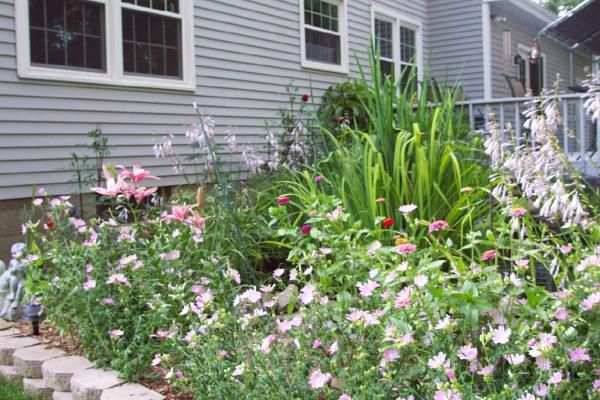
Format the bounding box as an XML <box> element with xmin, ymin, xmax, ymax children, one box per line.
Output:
<box><xmin>370</xmin><ymin>5</ymin><xmax>423</xmax><ymax>84</ymax></box>
<box><xmin>517</xmin><ymin>43</ymin><xmax>546</xmax><ymax>92</ymax></box>
<box><xmin>299</xmin><ymin>0</ymin><xmax>348</xmax><ymax>74</ymax></box>
<box><xmin>15</xmin><ymin>0</ymin><xmax>196</xmax><ymax>91</ymax></box>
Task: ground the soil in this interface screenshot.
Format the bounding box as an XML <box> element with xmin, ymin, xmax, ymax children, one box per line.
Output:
<box><xmin>14</xmin><ymin>320</ymin><xmax>193</xmax><ymax>400</ymax></box>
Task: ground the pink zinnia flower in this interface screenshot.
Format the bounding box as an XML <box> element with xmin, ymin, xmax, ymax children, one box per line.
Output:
<box><xmin>308</xmin><ymin>370</ymin><xmax>332</xmax><ymax>389</ymax></box>
<box><xmin>394</xmin><ymin>287</ymin><xmax>412</xmax><ymax>309</ymax></box>
<box><xmin>509</xmin><ymin>207</ymin><xmax>527</xmax><ymax>217</ymax></box>
<box><xmin>428</xmin><ymin>220</ymin><xmax>449</xmax><ymax>233</ymax></box>
<box><xmin>277</xmin><ymin>196</ymin><xmax>290</xmax><ymax>205</ymax></box>
<box><xmin>481</xmin><ymin>250</ymin><xmax>497</xmax><ymax>261</ymax></box>
<box><xmin>357</xmin><ymin>279</ymin><xmax>380</xmax><ymax>298</ymax></box>
<box><xmin>312</xmin><ymin>339</ymin><xmax>322</xmax><ymax>349</ymax></box>
<box><xmin>491</xmin><ymin>326</ymin><xmax>511</xmax><ymax>344</ymax></box>
<box><xmin>315</xmin><ymin>175</ymin><xmax>324</xmax><ymax>183</ymax></box>
<box><xmin>569</xmin><ymin>348</ymin><xmax>591</xmax><ymax>363</ymax></box>
<box><xmin>300</xmin><ymin>224</ymin><xmax>312</xmax><ymax>235</ymax></box>
<box><xmin>396</xmin><ymin>243</ymin><xmax>417</xmax><ymax>254</ymax></box>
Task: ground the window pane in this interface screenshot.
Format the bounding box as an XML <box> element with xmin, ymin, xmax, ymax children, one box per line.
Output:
<box><xmin>305</xmin><ymin>28</ymin><xmax>340</xmax><ymax>65</ymax></box>
<box><xmin>400</xmin><ymin>26</ymin><xmax>416</xmax><ymax>63</ymax></box>
<box><xmin>380</xmin><ymin>60</ymin><xmax>394</xmax><ymax>79</ymax></box>
<box><xmin>375</xmin><ymin>19</ymin><xmax>393</xmax><ymax>60</ymax></box>
<box><xmin>166</xmin><ymin>0</ymin><xmax>178</xmax><ymax>13</ymax></box>
<box><xmin>28</xmin><ymin>0</ymin><xmax>105</xmax><ymax>71</ymax></box>
<box><xmin>138</xmin><ymin>0</ymin><xmax>151</xmax><ymax>7</ymax></box>
<box><xmin>123</xmin><ymin>8</ymin><xmax>182</xmax><ymax>78</ymax></box>
<box><xmin>30</xmin><ymin>29</ymin><xmax>46</xmax><ymax>63</ymax></box>
<box><xmin>30</xmin><ymin>0</ymin><xmax>45</xmax><ymax>28</ymax></box>
<box><xmin>67</xmin><ymin>33</ymin><xmax>84</xmax><ymax>66</ymax></box>
<box><xmin>153</xmin><ymin>0</ymin><xmax>166</xmax><ymax>11</ymax></box>
<box><xmin>400</xmin><ymin>64</ymin><xmax>417</xmax><ymax>91</ymax></box>
<box><xmin>304</xmin><ymin>0</ymin><xmax>338</xmax><ymax>32</ymax></box>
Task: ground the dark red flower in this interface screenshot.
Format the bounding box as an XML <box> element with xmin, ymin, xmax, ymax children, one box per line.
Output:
<box><xmin>300</xmin><ymin>224</ymin><xmax>312</xmax><ymax>235</ymax></box>
<box><xmin>301</xmin><ymin>94</ymin><xmax>310</xmax><ymax>102</ymax></box>
<box><xmin>45</xmin><ymin>220</ymin><xmax>54</xmax><ymax>229</ymax></box>
<box><xmin>382</xmin><ymin>218</ymin><xmax>394</xmax><ymax>229</ymax></box>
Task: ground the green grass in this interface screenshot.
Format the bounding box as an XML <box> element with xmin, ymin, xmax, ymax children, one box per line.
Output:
<box><xmin>0</xmin><ymin>377</ymin><xmax>40</xmax><ymax>400</ymax></box>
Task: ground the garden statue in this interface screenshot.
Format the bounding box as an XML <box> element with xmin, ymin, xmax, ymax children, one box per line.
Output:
<box><xmin>0</xmin><ymin>243</ymin><xmax>27</xmax><ymax>321</ymax></box>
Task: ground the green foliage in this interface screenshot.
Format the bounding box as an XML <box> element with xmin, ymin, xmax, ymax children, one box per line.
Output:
<box><xmin>538</xmin><ymin>0</ymin><xmax>585</xmax><ymax>14</ymax></box>
<box><xmin>317</xmin><ymin>80</ymin><xmax>370</xmax><ymax>141</ymax></box>
<box><xmin>0</xmin><ymin>377</ymin><xmax>40</xmax><ymax>400</ymax></box>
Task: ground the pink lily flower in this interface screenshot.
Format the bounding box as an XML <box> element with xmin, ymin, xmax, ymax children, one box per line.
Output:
<box><xmin>162</xmin><ymin>205</ymin><xmax>195</xmax><ymax>222</ymax></box>
<box><xmin>118</xmin><ymin>164</ymin><xmax>159</xmax><ymax>183</ymax></box>
<box><xmin>90</xmin><ymin>166</ymin><xmax>127</xmax><ymax>197</ymax></box>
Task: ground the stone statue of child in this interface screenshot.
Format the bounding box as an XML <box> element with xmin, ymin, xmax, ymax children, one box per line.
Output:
<box><xmin>0</xmin><ymin>243</ymin><xmax>27</xmax><ymax>321</ymax></box>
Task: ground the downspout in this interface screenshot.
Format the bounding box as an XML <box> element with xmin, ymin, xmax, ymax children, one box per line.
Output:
<box><xmin>482</xmin><ymin>1</ymin><xmax>493</xmax><ymax>100</ymax></box>
<box><xmin>569</xmin><ymin>48</ymin><xmax>574</xmax><ymax>85</ymax></box>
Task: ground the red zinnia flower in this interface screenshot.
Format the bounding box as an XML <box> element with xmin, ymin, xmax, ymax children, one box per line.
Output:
<box><xmin>300</xmin><ymin>224</ymin><xmax>312</xmax><ymax>235</ymax></box>
<box><xmin>382</xmin><ymin>218</ymin><xmax>394</xmax><ymax>229</ymax></box>
<box><xmin>301</xmin><ymin>94</ymin><xmax>309</xmax><ymax>102</ymax></box>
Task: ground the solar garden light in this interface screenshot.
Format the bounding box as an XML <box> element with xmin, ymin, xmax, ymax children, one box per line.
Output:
<box><xmin>23</xmin><ymin>302</ymin><xmax>43</xmax><ymax>336</ymax></box>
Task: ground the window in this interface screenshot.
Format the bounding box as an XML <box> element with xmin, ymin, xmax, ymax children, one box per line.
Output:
<box><xmin>374</xmin><ymin>18</ymin><xmax>394</xmax><ymax>78</ymax></box>
<box><xmin>371</xmin><ymin>6</ymin><xmax>423</xmax><ymax>88</ymax></box>
<box><xmin>16</xmin><ymin>0</ymin><xmax>195</xmax><ymax>90</ymax></box>
<box><xmin>516</xmin><ymin>44</ymin><xmax>546</xmax><ymax>96</ymax></box>
<box><xmin>300</xmin><ymin>0</ymin><xmax>348</xmax><ymax>73</ymax></box>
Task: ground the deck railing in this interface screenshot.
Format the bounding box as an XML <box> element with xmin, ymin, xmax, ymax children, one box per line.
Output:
<box><xmin>457</xmin><ymin>93</ymin><xmax>599</xmax><ymax>177</ymax></box>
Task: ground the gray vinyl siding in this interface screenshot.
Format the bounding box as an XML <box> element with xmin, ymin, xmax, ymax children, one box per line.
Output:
<box><xmin>428</xmin><ymin>0</ymin><xmax>484</xmax><ymax>99</ymax></box>
<box><xmin>490</xmin><ymin>4</ymin><xmax>590</xmax><ymax>98</ymax></box>
<box><xmin>0</xmin><ymin>0</ymin><xmax>428</xmax><ymax>200</ymax></box>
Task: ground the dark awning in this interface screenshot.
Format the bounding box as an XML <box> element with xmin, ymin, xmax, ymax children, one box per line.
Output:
<box><xmin>540</xmin><ymin>0</ymin><xmax>600</xmax><ymax>54</ymax></box>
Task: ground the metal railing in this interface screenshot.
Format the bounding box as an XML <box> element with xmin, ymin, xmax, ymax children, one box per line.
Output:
<box><xmin>458</xmin><ymin>93</ymin><xmax>600</xmax><ymax>177</ymax></box>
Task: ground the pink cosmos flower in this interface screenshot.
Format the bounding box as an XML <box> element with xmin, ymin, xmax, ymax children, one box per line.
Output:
<box><xmin>394</xmin><ymin>287</ymin><xmax>412</xmax><ymax>309</ymax></box>
<box><xmin>383</xmin><ymin>348</ymin><xmax>399</xmax><ymax>362</ymax></box>
<box><xmin>300</xmin><ymin>224</ymin><xmax>312</xmax><ymax>235</ymax></box>
<box><xmin>433</xmin><ymin>389</ymin><xmax>461</xmax><ymax>400</ymax></box>
<box><xmin>396</xmin><ymin>243</ymin><xmax>417</xmax><ymax>255</ymax></box>
<box><xmin>118</xmin><ymin>164</ymin><xmax>159</xmax><ymax>183</ymax></box>
<box><xmin>273</xmin><ymin>268</ymin><xmax>284</xmax><ymax>278</ymax></box>
<box><xmin>491</xmin><ymin>326</ymin><xmax>511</xmax><ymax>344</ymax></box>
<box><xmin>548</xmin><ymin>371</ymin><xmax>563</xmax><ymax>385</ymax></box>
<box><xmin>515</xmin><ymin>259</ymin><xmax>529</xmax><ymax>267</ymax></box>
<box><xmin>83</xmin><ymin>279</ymin><xmax>96</xmax><ymax>291</ymax></box>
<box><xmin>339</xmin><ymin>395</ymin><xmax>352</xmax><ymax>400</ymax></box>
<box><xmin>593</xmin><ymin>379</ymin><xmax>600</xmax><ymax>392</ymax></box>
<box><xmin>277</xmin><ymin>196</ymin><xmax>290</xmax><ymax>205</ymax></box>
<box><xmin>240</xmin><ymin>288</ymin><xmax>262</xmax><ymax>304</ymax></box>
<box><xmin>162</xmin><ymin>205</ymin><xmax>195</xmax><ymax>223</ymax></box>
<box><xmin>259</xmin><ymin>334</ymin><xmax>277</xmax><ymax>354</ymax></box>
<box><xmin>428</xmin><ymin>220</ymin><xmax>449</xmax><ymax>233</ymax></box>
<box><xmin>427</xmin><ymin>352</ymin><xmax>447</xmax><ymax>369</ymax></box>
<box><xmin>367</xmin><ymin>240</ymin><xmax>382</xmax><ymax>256</ymax></box>
<box><xmin>458</xmin><ymin>344</ymin><xmax>478</xmax><ymax>361</ymax></box>
<box><xmin>308</xmin><ymin>370</ymin><xmax>332</xmax><ymax>389</ymax></box>
<box><xmin>107</xmin><ymin>273</ymin><xmax>130</xmax><ymax>286</ymax></box>
<box><xmin>102</xmin><ymin>298</ymin><xmax>115</xmax><ymax>306</ymax></box>
<box><xmin>477</xmin><ymin>365</ymin><xmax>494</xmax><ymax>377</ymax></box>
<box><xmin>569</xmin><ymin>348</ymin><xmax>591</xmax><ymax>363</ymax></box>
<box><xmin>224</xmin><ymin>268</ymin><xmax>241</xmax><ymax>284</ymax></box>
<box><xmin>414</xmin><ymin>275</ymin><xmax>428</xmax><ymax>288</ymax></box>
<box><xmin>109</xmin><ymin>329</ymin><xmax>124</xmax><ymax>338</ymax></box>
<box><xmin>162</xmin><ymin>250</ymin><xmax>180</xmax><ymax>260</ymax></box>
<box><xmin>299</xmin><ymin>284</ymin><xmax>317</xmax><ymax>305</ymax></box>
<box><xmin>581</xmin><ymin>292</ymin><xmax>600</xmax><ymax>311</ymax></box>
<box><xmin>481</xmin><ymin>250</ymin><xmax>497</xmax><ymax>261</ymax></box>
<box><xmin>357</xmin><ymin>279</ymin><xmax>380</xmax><ymax>298</ymax></box>
<box><xmin>554</xmin><ymin>308</ymin><xmax>568</xmax><ymax>321</ymax></box>
<box><xmin>533</xmin><ymin>383</ymin><xmax>548</xmax><ymax>397</ymax></box>
<box><xmin>559</xmin><ymin>245</ymin><xmax>572</xmax><ymax>254</ymax></box>
<box><xmin>505</xmin><ymin>353</ymin><xmax>525</xmax><ymax>365</ymax></box>
<box><xmin>536</xmin><ymin>357</ymin><xmax>552</xmax><ymax>370</ymax></box>
<box><xmin>328</xmin><ymin>340</ymin><xmax>338</xmax><ymax>355</ymax></box>
<box><xmin>518</xmin><ymin>393</ymin><xmax>535</xmax><ymax>400</ymax></box>
<box><xmin>312</xmin><ymin>340</ymin><xmax>322</xmax><ymax>349</ymax></box>
<box><xmin>32</xmin><ymin>198</ymin><xmax>43</xmax><ymax>206</ymax></box>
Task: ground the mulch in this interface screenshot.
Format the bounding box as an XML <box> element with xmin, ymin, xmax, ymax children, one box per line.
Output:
<box><xmin>15</xmin><ymin>320</ymin><xmax>193</xmax><ymax>400</ymax></box>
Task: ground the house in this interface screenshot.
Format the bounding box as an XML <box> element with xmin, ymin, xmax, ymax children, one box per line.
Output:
<box><xmin>0</xmin><ymin>0</ymin><xmax>596</xmax><ymax>258</ymax></box>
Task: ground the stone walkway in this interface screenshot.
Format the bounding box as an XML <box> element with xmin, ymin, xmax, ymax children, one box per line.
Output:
<box><xmin>0</xmin><ymin>320</ymin><xmax>164</xmax><ymax>400</ymax></box>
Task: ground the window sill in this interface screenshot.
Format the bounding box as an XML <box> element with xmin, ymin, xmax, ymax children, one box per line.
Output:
<box><xmin>17</xmin><ymin>65</ymin><xmax>197</xmax><ymax>92</ymax></box>
<box><xmin>301</xmin><ymin>60</ymin><xmax>349</xmax><ymax>74</ymax></box>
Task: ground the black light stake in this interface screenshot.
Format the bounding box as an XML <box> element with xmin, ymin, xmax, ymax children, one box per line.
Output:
<box><xmin>23</xmin><ymin>302</ymin><xmax>43</xmax><ymax>336</ymax></box>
